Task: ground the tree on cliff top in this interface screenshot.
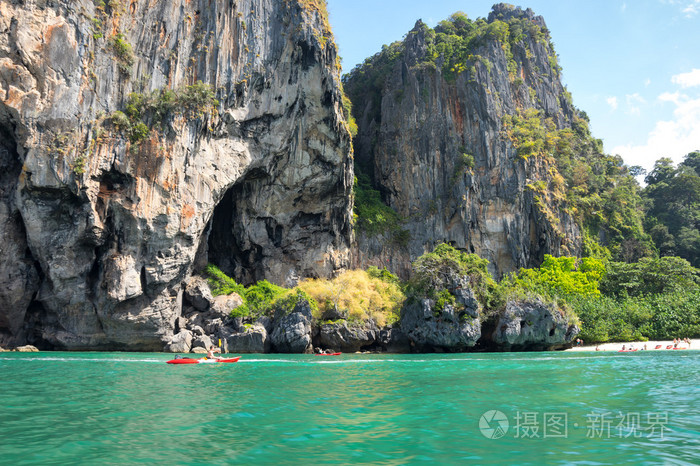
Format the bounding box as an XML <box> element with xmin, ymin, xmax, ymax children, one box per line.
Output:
<box><xmin>408</xmin><ymin>243</ymin><xmax>497</xmax><ymax>308</ymax></box>
<box><xmin>643</xmin><ymin>152</ymin><xmax>700</xmax><ymax>267</ymax></box>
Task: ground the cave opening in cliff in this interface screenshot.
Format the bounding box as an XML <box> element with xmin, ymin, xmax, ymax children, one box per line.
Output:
<box><xmin>204</xmin><ymin>179</ymin><xmax>263</xmax><ymax>286</ymax></box>
<box><xmin>0</xmin><ymin>118</ymin><xmax>47</xmax><ymax>348</ymax></box>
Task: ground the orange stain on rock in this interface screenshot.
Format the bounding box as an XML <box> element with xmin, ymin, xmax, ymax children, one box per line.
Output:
<box><xmin>180</xmin><ymin>204</ymin><xmax>196</xmax><ymax>230</ymax></box>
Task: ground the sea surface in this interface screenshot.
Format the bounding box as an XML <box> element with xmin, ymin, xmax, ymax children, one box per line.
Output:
<box><xmin>1</xmin><ymin>351</ymin><xmax>698</xmax><ymax>465</ymax></box>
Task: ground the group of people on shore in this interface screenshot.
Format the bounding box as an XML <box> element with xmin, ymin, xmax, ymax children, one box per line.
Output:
<box><xmin>592</xmin><ymin>337</ymin><xmax>692</xmax><ymax>352</ymax></box>
<box><xmin>674</xmin><ymin>337</ymin><xmax>691</xmax><ymax>348</ymax></box>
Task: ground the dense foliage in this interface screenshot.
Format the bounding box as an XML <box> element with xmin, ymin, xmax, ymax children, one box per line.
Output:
<box><xmin>205</xmin><ymin>265</ymin><xmax>313</xmax><ymax>319</ymax></box>
<box><xmin>403</xmin><ymin>244</ymin><xmax>699</xmax><ymax>343</ymax></box>
<box><xmin>205</xmin><ymin>238</ymin><xmax>699</xmax><ymax>343</ymax></box>
<box><xmin>352</xmin><ymin>173</ymin><xmax>410</xmax><ymax>245</ymax></box>
<box><xmin>570</xmin><ymin>292</ymin><xmax>700</xmax><ymax>343</ymax></box>
<box><xmin>205</xmin><ymin>265</ymin><xmax>404</xmax><ymax>327</ymax></box>
<box><xmin>408</xmin><ymin>243</ymin><xmax>497</xmax><ymax>308</ymax></box>
<box><xmin>205</xmin><ymin>264</ymin><xmax>246</xmax><ymax>297</ymax></box>
<box><xmin>298</xmin><ymin>269</ymin><xmax>405</xmax><ymax>327</ymax></box>
<box><xmin>642</xmin><ymin>152</ymin><xmax>700</xmax><ymax>267</ymax></box>
<box><xmin>600</xmin><ymin>256</ymin><xmax>700</xmax><ymax>297</ymax></box>
<box><xmin>507</xmin><ymin>255</ymin><xmax>605</xmax><ymax>298</ymax></box>
<box><xmin>495</xmin><ymin>253</ymin><xmax>700</xmax><ymax>342</ymax></box>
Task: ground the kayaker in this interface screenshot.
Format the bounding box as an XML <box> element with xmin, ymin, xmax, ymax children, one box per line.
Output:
<box><xmin>205</xmin><ymin>345</ymin><xmax>222</xmax><ymax>360</ymax></box>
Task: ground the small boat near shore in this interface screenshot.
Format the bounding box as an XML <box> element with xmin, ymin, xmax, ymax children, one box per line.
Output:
<box><xmin>315</xmin><ymin>352</ymin><xmax>342</xmax><ymax>356</ymax></box>
<box><xmin>166</xmin><ymin>357</ymin><xmax>241</xmax><ymax>364</ymax></box>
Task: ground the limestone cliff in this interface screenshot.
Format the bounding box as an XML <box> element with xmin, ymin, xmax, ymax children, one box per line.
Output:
<box><xmin>0</xmin><ymin>0</ymin><xmax>353</xmax><ymax>349</ymax></box>
<box><xmin>345</xmin><ymin>4</ymin><xmax>581</xmax><ymax>278</ymax></box>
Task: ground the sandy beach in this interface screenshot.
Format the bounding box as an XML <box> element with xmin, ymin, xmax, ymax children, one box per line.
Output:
<box><xmin>566</xmin><ymin>339</ymin><xmax>699</xmax><ymax>352</ymax></box>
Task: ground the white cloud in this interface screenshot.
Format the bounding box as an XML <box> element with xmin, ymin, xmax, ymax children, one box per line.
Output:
<box><xmin>672</xmin><ymin>69</ymin><xmax>700</xmax><ymax>88</ymax></box>
<box><xmin>606</xmin><ymin>96</ymin><xmax>619</xmax><ymax>111</ymax></box>
<box><xmin>659</xmin><ymin>91</ymin><xmax>682</xmax><ymax>104</ymax></box>
<box><xmin>663</xmin><ymin>0</ymin><xmax>700</xmax><ymax>17</ymax></box>
<box><xmin>612</xmin><ymin>92</ymin><xmax>700</xmax><ymax>170</ymax></box>
<box><xmin>682</xmin><ymin>0</ymin><xmax>700</xmax><ymax>16</ymax></box>
<box><xmin>625</xmin><ymin>93</ymin><xmax>647</xmax><ymax>115</ymax></box>
<box><xmin>644</xmin><ymin>78</ymin><xmax>652</xmax><ymax>87</ymax></box>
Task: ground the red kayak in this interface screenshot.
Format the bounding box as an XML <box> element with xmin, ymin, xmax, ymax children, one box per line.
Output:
<box><xmin>166</xmin><ymin>357</ymin><xmax>240</xmax><ymax>364</ymax></box>
<box><xmin>315</xmin><ymin>352</ymin><xmax>341</xmax><ymax>356</ymax></box>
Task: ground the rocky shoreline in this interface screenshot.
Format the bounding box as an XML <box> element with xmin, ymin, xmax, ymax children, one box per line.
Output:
<box><xmin>159</xmin><ymin>274</ymin><xmax>579</xmax><ymax>354</ymax></box>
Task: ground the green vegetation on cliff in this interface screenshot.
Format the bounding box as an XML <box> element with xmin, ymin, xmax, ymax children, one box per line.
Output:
<box><xmin>642</xmin><ymin>152</ymin><xmax>700</xmax><ymax>267</ymax></box>
<box><xmin>298</xmin><ymin>269</ymin><xmax>405</xmax><ymax>327</ymax></box>
<box><xmin>402</xmin><ymin>244</ymin><xmax>699</xmax><ymax>343</ymax></box>
<box><xmin>502</xmin><ymin>253</ymin><xmax>700</xmax><ymax>343</ymax></box>
<box><xmin>206</xmin><ymin>240</ymin><xmax>699</xmax><ymax>344</ymax></box>
<box><xmin>109</xmin><ymin>81</ymin><xmax>219</xmax><ymax>143</ymax></box>
<box><xmin>408</xmin><ymin>243</ymin><xmax>497</xmax><ymax>309</ymax></box>
<box><xmin>206</xmin><ymin>265</ymin><xmax>404</xmax><ymax>327</ymax></box>
<box><xmin>343</xmin><ymin>7</ymin><xmax>653</xmax><ymax>263</ymax></box>
<box><xmin>205</xmin><ymin>264</ymin><xmax>315</xmax><ymax>319</ymax></box>
<box><xmin>353</xmin><ymin>174</ymin><xmax>408</xmax><ymax>245</ymax></box>
<box><xmin>500</xmin><ymin>105</ymin><xmax>653</xmax><ymax>262</ymax></box>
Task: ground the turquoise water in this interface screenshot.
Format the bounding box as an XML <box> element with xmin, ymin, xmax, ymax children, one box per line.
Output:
<box><xmin>1</xmin><ymin>351</ymin><xmax>698</xmax><ymax>465</ymax></box>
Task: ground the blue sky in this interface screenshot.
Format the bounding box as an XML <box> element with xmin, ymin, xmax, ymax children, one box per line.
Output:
<box><xmin>326</xmin><ymin>0</ymin><xmax>700</xmax><ymax>173</ymax></box>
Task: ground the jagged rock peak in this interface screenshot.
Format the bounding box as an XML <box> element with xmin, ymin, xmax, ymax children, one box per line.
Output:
<box><xmin>346</xmin><ymin>4</ymin><xmax>580</xmax><ymax>278</ymax></box>
<box><xmin>488</xmin><ymin>3</ymin><xmax>545</xmax><ymax>27</ymax></box>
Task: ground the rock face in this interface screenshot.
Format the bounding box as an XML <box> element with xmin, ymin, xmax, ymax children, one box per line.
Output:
<box><xmin>400</xmin><ymin>299</ymin><xmax>481</xmax><ymax>352</ymax></box>
<box><xmin>270</xmin><ymin>299</ymin><xmax>314</xmax><ymax>353</ymax></box>
<box><xmin>346</xmin><ymin>5</ymin><xmax>581</xmax><ymax>278</ymax></box>
<box><xmin>0</xmin><ymin>1</ymin><xmax>352</xmax><ymax>349</ymax></box>
<box><xmin>164</xmin><ymin>330</ymin><xmax>193</xmax><ymax>353</ymax></box>
<box><xmin>490</xmin><ymin>299</ymin><xmax>579</xmax><ymax>351</ymax></box>
<box><xmin>225</xmin><ymin>323</ymin><xmax>270</xmax><ymax>353</ymax></box>
<box><xmin>14</xmin><ymin>344</ymin><xmax>40</xmax><ymax>352</ymax></box>
<box><xmin>316</xmin><ymin>320</ymin><xmax>380</xmax><ymax>352</ymax></box>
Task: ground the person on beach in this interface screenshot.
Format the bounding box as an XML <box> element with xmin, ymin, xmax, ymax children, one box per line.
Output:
<box><xmin>205</xmin><ymin>345</ymin><xmax>222</xmax><ymax>360</ymax></box>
